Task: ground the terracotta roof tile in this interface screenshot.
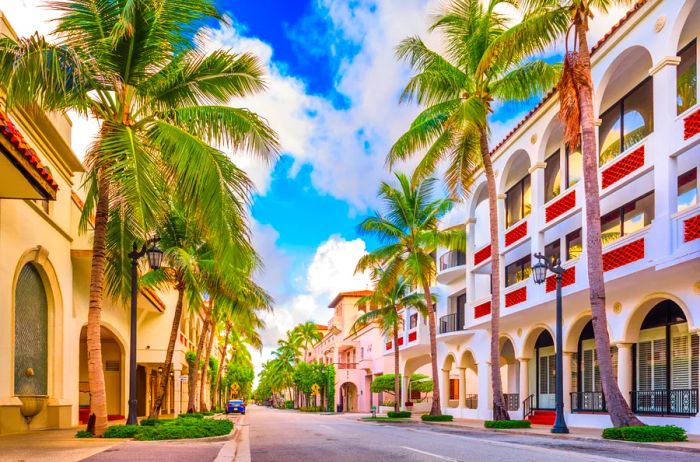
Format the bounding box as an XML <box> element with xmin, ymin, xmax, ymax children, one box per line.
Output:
<box><xmin>328</xmin><ymin>290</ymin><xmax>373</xmax><ymax>308</ymax></box>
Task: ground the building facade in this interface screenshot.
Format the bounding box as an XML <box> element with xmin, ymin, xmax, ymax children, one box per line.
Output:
<box><xmin>433</xmin><ymin>0</ymin><xmax>700</xmax><ymax>434</ymax></box>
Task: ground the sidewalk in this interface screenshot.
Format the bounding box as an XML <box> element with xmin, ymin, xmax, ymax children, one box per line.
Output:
<box><xmin>0</xmin><ymin>427</ymin><xmax>123</xmax><ymax>462</ymax></box>
<box><xmin>411</xmin><ymin>416</ymin><xmax>700</xmax><ymax>453</ymax></box>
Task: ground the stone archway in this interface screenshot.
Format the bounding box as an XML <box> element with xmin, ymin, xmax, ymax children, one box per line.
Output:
<box><xmin>339</xmin><ymin>382</ymin><xmax>358</xmax><ymax>413</ymax></box>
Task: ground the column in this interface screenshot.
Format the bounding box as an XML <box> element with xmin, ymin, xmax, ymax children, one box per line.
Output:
<box><xmin>518</xmin><ymin>358</ymin><xmax>529</xmax><ymax>412</ymax></box>
<box><xmin>496</xmin><ymin>195</ymin><xmax>507</xmax><ymax>310</ymax></box>
<box><xmin>458</xmin><ymin>367</ymin><xmax>467</xmax><ymax>409</ymax></box>
<box><xmin>476</xmin><ymin>361</ymin><xmax>492</xmax><ymax>420</ymax></box>
<box><xmin>401</xmin><ymin>374</ymin><xmax>410</xmax><ymax>411</ymax></box>
<box><xmin>173</xmin><ymin>369</ymin><xmax>182</xmax><ymax>416</ymax></box>
<box><xmin>616</xmin><ymin>343</ymin><xmax>634</xmax><ymax>406</ymax></box>
<box><xmin>562</xmin><ymin>352</ymin><xmax>573</xmax><ymax>412</ymax></box>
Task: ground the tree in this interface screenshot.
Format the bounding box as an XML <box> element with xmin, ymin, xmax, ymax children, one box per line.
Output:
<box><xmin>293</xmin><ymin>321</ymin><xmax>323</xmax><ymax>364</ymax></box>
<box><xmin>390</xmin><ymin>0</ymin><xmax>560</xmax><ymax>420</ymax></box>
<box><xmin>352</xmin><ymin>274</ymin><xmax>429</xmax><ymax>412</ymax></box>
<box><xmin>356</xmin><ymin>172</ymin><xmax>465</xmax><ymax>415</ymax></box>
<box><xmin>0</xmin><ymin>0</ymin><xmax>279</xmax><ymax>435</ymax></box>
<box><xmin>511</xmin><ymin>0</ymin><xmax>642</xmax><ymax>427</ymax></box>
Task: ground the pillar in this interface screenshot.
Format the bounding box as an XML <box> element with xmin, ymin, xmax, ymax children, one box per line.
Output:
<box><xmin>616</xmin><ymin>343</ymin><xmax>634</xmax><ymax>406</ymax></box>
<box><xmin>458</xmin><ymin>367</ymin><xmax>467</xmax><ymax>408</ymax></box>
<box><xmin>562</xmin><ymin>352</ymin><xmax>573</xmax><ymax>412</ymax></box>
<box><xmin>476</xmin><ymin>361</ymin><xmax>492</xmax><ymax>420</ymax></box>
<box><xmin>401</xmin><ymin>374</ymin><xmax>410</xmax><ymax>411</ymax></box>
<box><xmin>173</xmin><ymin>369</ymin><xmax>182</xmax><ymax>415</ymax></box>
<box><xmin>518</xmin><ymin>358</ymin><xmax>529</xmax><ymax>412</ymax></box>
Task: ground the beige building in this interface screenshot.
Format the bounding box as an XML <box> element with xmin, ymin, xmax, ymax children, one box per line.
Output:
<box><xmin>0</xmin><ymin>12</ymin><xmax>214</xmax><ymax>435</ymax></box>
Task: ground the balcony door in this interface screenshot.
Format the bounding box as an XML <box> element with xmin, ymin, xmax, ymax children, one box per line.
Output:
<box><xmin>456</xmin><ymin>293</ymin><xmax>466</xmax><ymax>330</ymax></box>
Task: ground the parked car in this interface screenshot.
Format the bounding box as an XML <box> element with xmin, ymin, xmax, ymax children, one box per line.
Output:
<box><xmin>226</xmin><ymin>399</ymin><xmax>246</xmax><ymax>415</ymax></box>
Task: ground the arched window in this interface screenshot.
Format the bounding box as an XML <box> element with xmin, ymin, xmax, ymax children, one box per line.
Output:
<box><xmin>535</xmin><ymin>331</ymin><xmax>555</xmax><ymax>410</ymax></box>
<box><xmin>14</xmin><ymin>263</ymin><xmax>48</xmax><ymax>396</ymax></box>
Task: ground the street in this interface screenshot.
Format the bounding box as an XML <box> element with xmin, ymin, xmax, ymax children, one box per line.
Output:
<box><xmin>247</xmin><ymin>405</ymin><xmax>699</xmax><ymax>462</ymax></box>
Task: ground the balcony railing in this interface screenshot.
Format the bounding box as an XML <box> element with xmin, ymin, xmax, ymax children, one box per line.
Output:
<box><xmin>439</xmin><ymin>313</ymin><xmax>464</xmax><ymax>334</ymax></box>
<box><xmin>630</xmin><ymin>389</ymin><xmax>699</xmax><ymax>416</ymax></box>
<box><xmin>439</xmin><ymin>250</ymin><xmax>466</xmax><ymax>271</ymax></box>
<box><xmin>465</xmin><ymin>394</ymin><xmax>478</xmax><ymax>409</ymax></box>
<box><xmin>570</xmin><ymin>392</ymin><xmax>606</xmax><ymax>413</ymax></box>
<box><xmin>337</xmin><ymin>362</ymin><xmax>357</xmax><ymax>370</ymax></box>
<box><xmin>504</xmin><ymin>393</ymin><xmax>519</xmax><ymax>411</ymax></box>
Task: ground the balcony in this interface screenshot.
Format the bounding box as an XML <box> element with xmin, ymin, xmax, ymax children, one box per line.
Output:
<box><xmin>438</xmin><ymin>313</ymin><xmax>464</xmax><ymax>334</ymax></box>
<box><xmin>571</xmin><ymin>392</ymin><xmax>606</xmax><ymax>413</ymax></box>
<box><xmin>337</xmin><ymin>362</ymin><xmax>357</xmax><ymax>370</ymax></box>
<box><xmin>437</xmin><ymin>250</ymin><xmax>467</xmax><ymax>284</ymax></box>
<box><xmin>631</xmin><ymin>389</ymin><xmax>699</xmax><ymax>416</ymax></box>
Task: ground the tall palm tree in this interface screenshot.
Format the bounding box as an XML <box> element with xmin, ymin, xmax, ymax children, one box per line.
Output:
<box><xmin>511</xmin><ymin>0</ymin><xmax>642</xmax><ymax>428</ymax></box>
<box><xmin>352</xmin><ymin>274</ymin><xmax>429</xmax><ymax>412</ymax></box>
<box><xmin>389</xmin><ymin>0</ymin><xmax>560</xmax><ymax>420</ymax></box>
<box><xmin>293</xmin><ymin>321</ymin><xmax>323</xmax><ymax>364</ymax></box>
<box><xmin>356</xmin><ymin>172</ymin><xmax>465</xmax><ymax>416</ymax></box>
<box><xmin>0</xmin><ymin>0</ymin><xmax>279</xmax><ymax>435</ymax></box>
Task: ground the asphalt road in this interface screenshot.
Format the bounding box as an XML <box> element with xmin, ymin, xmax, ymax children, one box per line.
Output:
<box><xmin>247</xmin><ymin>405</ymin><xmax>699</xmax><ymax>462</ymax></box>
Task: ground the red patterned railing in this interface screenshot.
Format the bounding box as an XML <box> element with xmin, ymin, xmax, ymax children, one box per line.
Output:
<box><xmin>684</xmin><ymin>107</ymin><xmax>700</xmax><ymax>140</ymax></box>
<box><xmin>601</xmin><ymin>145</ymin><xmax>645</xmax><ymax>189</ymax></box>
<box><xmin>602</xmin><ymin>238</ymin><xmax>645</xmax><ymax>272</ymax></box>
<box><xmin>545</xmin><ymin>190</ymin><xmax>576</xmax><ymax>223</ymax></box>
<box><xmin>385</xmin><ymin>341</ymin><xmax>392</xmax><ymax>350</ymax></box>
<box><xmin>545</xmin><ymin>267</ymin><xmax>576</xmax><ymax>293</ymax></box>
<box><xmin>505</xmin><ymin>286</ymin><xmax>527</xmax><ymax>307</ymax></box>
<box><xmin>408</xmin><ymin>331</ymin><xmax>417</xmax><ymax>342</ymax></box>
<box><xmin>684</xmin><ymin>214</ymin><xmax>700</xmax><ymax>243</ymax></box>
<box><xmin>474</xmin><ymin>245</ymin><xmax>491</xmax><ymax>266</ymax></box>
<box><xmin>505</xmin><ymin>220</ymin><xmax>528</xmax><ymax>247</ymax></box>
<box><xmin>474</xmin><ymin>300</ymin><xmax>491</xmax><ymax>318</ymax></box>
<box><xmin>397</xmin><ymin>337</ymin><xmax>404</xmax><ymax>346</ymax></box>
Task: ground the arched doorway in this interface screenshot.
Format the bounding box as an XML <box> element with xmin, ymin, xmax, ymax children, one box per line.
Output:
<box><xmin>79</xmin><ymin>326</ymin><xmax>125</xmax><ymax>423</ymax></box>
<box><xmin>339</xmin><ymin>382</ymin><xmax>358</xmax><ymax>412</ymax></box>
<box><xmin>500</xmin><ymin>338</ymin><xmax>519</xmax><ymax>411</ymax></box>
<box><xmin>136</xmin><ymin>365</ymin><xmax>147</xmax><ymax>417</ymax></box>
<box><xmin>442</xmin><ymin>354</ymin><xmax>459</xmax><ymax>408</ymax></box>
<box><xmin>632</xmin><ymin>300</ymin><xmax>699</xmax><ymax>415</ymax></box>
<box><xmin>533</xmin><ymin>330</ymin><xmax>555</xmax><ymax>410</ymax></box>
<box><xmin>459</xmin><ymin>351</ymin><xmax>478</xmax><ymax>410</ymax></box>
<box><xmin>571</xmin><ymin>320</ymin><xmax>617</xmax><ymax>412</ymax></box>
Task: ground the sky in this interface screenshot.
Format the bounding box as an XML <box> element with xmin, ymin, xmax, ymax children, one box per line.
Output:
<box><xmin>3</xmin><ymin>0</ymin><xmax>628</xmax><ymax>376</ymax></box>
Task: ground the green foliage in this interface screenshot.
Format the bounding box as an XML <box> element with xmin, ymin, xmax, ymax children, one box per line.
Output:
<box><xmin>362</xmin><ymin>417</ymin><xmax>414</xmax><ymax>422</ymax></box>
<box><xmin>409</xmin><ymin>374</ymin><xmax>433</xmax><ymax>393</ymax></box>
<box><xmin>139</xmin><ymin>418</ymin><xmax>171</xmax><ymax>427</ymax></box>
<box><xmin>185</xmin><ymin>351</ymin><xmax>197</xmax><ymax>365</ymax></box>
<box><xmin>179</xmin><ymin>412</ymin><xmax>205</xmax><ymax>419</ymax></box>
<box><xmin>602</xmin><ymin>425</ymin><xmax>687</xmax><ymax>442</ymax></box>
<box><xmin>370</xmin><ymin>374</ymin><xmax>433</xmax><ymax>394</ymax></box>
<box><xmin>484</xmin><ymin>420</ymin><xmax>531</xmax><ymax>429</ymax></box>
<box><xmin>103</xmin><ymin>425</ymin><xmax>142</xmax><ymax>438</ymax></box>
<box><xmin>299</xmin><ymin>406</ymin><xmax>323</xmax><ymax>412</ymax></box>
<box><xmin>224</xmin><ymin>358</ymin><xmax>255</xmax><ymax>399</ymax></box>
<box><xmin>135</xmin><ymin>417</ymin><xmax>233</xmax><ymax>441</ymax></box>
<box><xmin>284</xmin><ymin>400</ymin><xmax>294</xmax><ymax>409</ymax></box>
<box><xmin>326</xmin><ymin>365</ymin><xmax>336</xmax><ymax>411</ymax></box>
<box><xmin>421</xmin><ymin>415</ymin><xmax>453</xmax><ymax>422</ymax></box>
<box><xmin>387</xmin><ymin>411</ymin><xmax>412</xmax><ymax>418</ymax></box>
<box><xmin>75</xmin><ymin>430</ymin><xmax>93</xmax><ymax>438</ymax></box>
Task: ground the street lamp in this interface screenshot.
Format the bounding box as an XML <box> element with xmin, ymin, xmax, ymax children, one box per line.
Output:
<box><xmin>531</xmin><ymin>252</ymin><xmax>569</xmax><ymax>434</ymax></box>
<box><xmin>126</xmin><ymin>237</ymin><xmax>162</xmax><ymax>425</ymax></box>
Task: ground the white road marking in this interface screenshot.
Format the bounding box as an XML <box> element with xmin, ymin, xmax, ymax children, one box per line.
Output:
<box><xmin>401</xmin><ymin>446</ymin><xmax>462</xmax><ymax>461</ymax></box>
<box><xmin>403</xmin><ymin>428</ymin><xmax>632</xmax><ymax>462</ymax></box>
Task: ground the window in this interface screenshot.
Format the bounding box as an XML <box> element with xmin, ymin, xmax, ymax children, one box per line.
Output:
<box><xmin>544</xmin><ymin>150</ymin><xmax>561</xmax><ymax>202</ymax></box>
<box><xmin>409</xmin><ymin>313</ymin><xmax>418</xmax><ymax>330</ymax></box>
<box><xmin>505</xmin><ymin>175</ymin><xmax>531</xmax><ymax>227</ymax></box>
<box><xmin>566</xmin><ymin>229</ymin><xmax>583</xmax><ymax>261</ymax></box>
<box><xmin>678</xmin><ymin>40</ymin><xmax>697</xmax><ymax>115</ymax></box>
<box><xmin>505</xmin><ymin>255</ymin><xmax>531</xmax><ymax>287</ymax></box>
<box><xmin>566</xmin><ymin>146</ymin><xmax>583</xmax><ymax>187</ymax></box>
<box><xmin>678</xmin><ymin>168</ymin><xmax>697</xmax><ymax>212</ymax></box>
<box><xmin>544</xmin><ymin>239</ymin><xmax>561</xmax><ymax>264</ymax></box>
<box><xmin>449</xmin><ymin>378</ymin><xmax>459</xmax><ymax>401</ymax></box>
<box><xmin>601</xmin><ymin>192</ymin><xmax>655</xmax><ymax>244</ymax></box>
<box><xmin>600</xmin><ymin>78</ymin><xmax>654</xmax><ymax>164</ymax></box>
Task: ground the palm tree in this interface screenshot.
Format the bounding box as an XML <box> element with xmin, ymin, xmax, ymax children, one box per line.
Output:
<box><xmin>352</xmin><ymin>274</ymin><xmax>429</xmax><ymax>412</ymax></box>
<box><xmin>293</xmin><ymin>322</ymin><xmax>323</xmax><ymax>364</ymax></box>
<box><xmin>389</xmin><ymin>0</ymin><xmax>560</xmax><ymax>420</ymax></box>
<box><xmin>356</xmin><ymin>172</ymin><xmax>465</xmax><ymax>416</ymax></box>
<box><xmin>0</xmin><ymin>0</ymin><xmax>279</xmax><ymax>435</ymax></box>
<box><xmin>514</xmin><ymin>0</ymin><xmax>642</xmax><ymax>428</ymax></box>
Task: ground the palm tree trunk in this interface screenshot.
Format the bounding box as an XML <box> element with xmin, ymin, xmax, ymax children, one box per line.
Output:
<box><xmin>422</xmin><ymin>282</ymin><xmax>442</xmax><ymax>416</ymax></box>
<box><xmin>393</xmin><ymin>327</ymin><xmax>401</xmax><ymax>413</ymax></box>
<box><xmin>576</xmin><ymin>25</ymin><xmax>642</xmax><ymax>428</ymax></box>
<box><xmin>200</xmin><ymin>323</ymin><xmax>216</xmax><ymax>411</ymax></box>
<box><xmin>480</xmin><ymin>127</ymin><xmax>509</xmax><ymax>421</ymax></box>
<box><xmin>150</xmin><ymin>282</ymin><xmax>185</xmax><ymax>418</ymax></box>
<box><xmin>188</xmin><ymin>318</ymin><xmax>210</xmax><ymax>413</ymax></box>
<box><xmin>211</xmin><ymin>323</ymin><xmax>231</xmax><ymax>410</ymax></box>
<box><xmin>87</xmin><ymin>172</ymin><xmax>110</xmax><ymax>436</ymax></box>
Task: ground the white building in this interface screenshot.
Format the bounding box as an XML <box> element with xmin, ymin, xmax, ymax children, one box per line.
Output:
<box><xmin>434</xmin><ymin>0</ymin><xmax>700</xmax><ymax>434</ymax></box>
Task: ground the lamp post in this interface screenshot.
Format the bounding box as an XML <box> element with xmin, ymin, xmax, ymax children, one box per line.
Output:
<box><xmin>531</xmin><ymin>252</ymin><xmax>569</xmax><ymax>434</ymax></box>
<box><xmin>126</xmin><ymin>237</ymin><xmax>163</xmax><ymax>426</ymax></box>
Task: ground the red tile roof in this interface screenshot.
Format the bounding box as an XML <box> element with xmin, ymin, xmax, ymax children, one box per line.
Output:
<box><xmin>0</xmin><ymin>111</ymin><xmax>59</xmax><ymax>191</ymax></box>
<box><xmin>328</xmin><ymin>290</ymin><xmax>373</xmax><ymax>308</ymax></box>
<box><xmin>490</xmin><ymin>0</ymin><xmax>648</xmax><ymax>156</ymax></box>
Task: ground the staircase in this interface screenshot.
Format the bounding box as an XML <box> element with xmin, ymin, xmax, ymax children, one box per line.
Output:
<box><xmin>526</xmin><ymin>409</ymin><xmax>556</xmax><ymax>425</ymax></box>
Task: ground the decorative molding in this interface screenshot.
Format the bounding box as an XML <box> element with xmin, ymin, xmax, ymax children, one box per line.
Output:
<box><xmin>648</xmin><ymin>56</ymin><xmax>681</xmax><ymax>75</ymax></box>
<box><xmin>465</xmin><ymin>217</ymin><xmax>476</xmax><ymax>225</ymax></box>
<box><xmin>654</xmin><ymin>15</ymin><xmax>666</xmax><ymax>32</ymax></box>
<box><xmin>530</xmin><ymin>133</ymin><xmax>537</xmax><ymax>145</ymax></box>
<box><xmin>528</xmin><ymin>162</ymin><xmax>547</xmax><ymax>173</ymax></box>
<box><xmin>613</xmin><ymin>302</ymin><xmax>623</xmax><ymax>314</ymax></box>
<box><xmin>496</xmin><ymin>194</ymin><xmax>507</xmax><ymax>200</ymax></box>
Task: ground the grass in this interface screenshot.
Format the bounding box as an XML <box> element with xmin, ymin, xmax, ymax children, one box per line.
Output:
<box><xmin>602</xmin><ymin>425</ymin><xmax>687</xmax><ymax>442</ymax></box>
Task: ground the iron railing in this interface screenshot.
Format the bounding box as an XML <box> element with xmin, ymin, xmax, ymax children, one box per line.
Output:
<box><xmin>337</xmin><ymin>362</ymin><xmax>357</xmax><ymax>370</ymax></box>
<box><xmin>630</xmin><ymin>389</ymin><xmax>699</xmax><ymax>416</ymax></box>
<box><xmin>570</xmin><ymin>392</ymin><xmax>606</xmax><ymax>413</ymax></box>
<box><xmin>439</xmin><ymin>313</ymin><xmax>463</xmax><ymax>334</ymax></box>
<box><xmin>465</xmin><ymin>394</ymin><xmax>478</xmax><ymax>409</ymax></box>
<box><xmin>439</xmin><ymin>250</ymin><xmax>467</xmax><ymax>271</ymax></box>
<box><xmin>504</xmin><ymin>393</ymin><xmax>520</xmax><ymax>411</ymax></box>
<box><xmin>523</xmin><ymin>394</ymin><xmax>535</xmax><ymax>419</ymax></box>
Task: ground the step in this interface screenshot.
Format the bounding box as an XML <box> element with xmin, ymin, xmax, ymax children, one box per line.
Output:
<box><xmin>526</xmin><ymin>410</ymin><xmax>556</xmax><ymax>425</ymax></box>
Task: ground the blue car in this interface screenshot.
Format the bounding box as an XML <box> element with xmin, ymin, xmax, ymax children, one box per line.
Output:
<box><xmin>226</xmin><ymin>399</ymin><xmax>246</xmax><ymax>415</ymax></box>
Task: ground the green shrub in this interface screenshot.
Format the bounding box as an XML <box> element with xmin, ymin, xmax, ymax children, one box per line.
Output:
<box><xmin>75</xmin><ymin>430</ymin><xmax>93</xmax><ymax>438</ymax></box>
<box><xmin>178</xmin><ymin>412</ymin><xmax>204</xmax><ymax>419</ymax></box>
<box><xmin>299</xmin><ymin>406</ymin><xmax>323</xmax><ymax>412</ymax></box>
<box><xmin>104</xmin><ymin>425</ymin><xmax>141</xmax><ymax>438</ymax></box>
<box><xmin>135</xmin><ymin>418</ymin><xmax>232</xmax><ymax>441</ymax></box>
<box><xmin>602</xmin><ymin>425</ymin><xmax>687</xmax><ymax>442</ymax></box>
<box><xmin>139</xmin><ymin>418</ymin><xmax>170</xmax><ymax>427</ymax></box>
<box><xmin>421</xmin><ymin>415</ymin><xmax>454</xmax><ymax>422</ymax></box>
<box><xmin>484</xmin><ymin>420</ymin><xmax>531</xmax><ymax>429</ymax></box>
<box><xmin>387</xmin><ymin>411</ymin><xmax>412</xmax><ymax>418</ymax></box>
<box><xmin>284</xmin><ymin>400</ymin><xmax>294</xmax><ymax>409</ymax></box>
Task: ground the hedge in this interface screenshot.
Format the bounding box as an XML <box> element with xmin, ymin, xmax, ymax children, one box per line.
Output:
<box><xmin>284</xmin><ymin>400</ymin><xmax>294</xmax><ymax>409</ymax></box>
<box><xmin>75</xmin><ymin>430</ymin><xmax>93</xmax><ymax>438</ymax></box>
<box><xmin>602</xmin><ymin>425</ymin><xmax>687</xmax><ymax>442</ymax></box>
<box><xmin>103</xmin><ymin>417</ymin><xmax>233</xmax><ymax>440</ymax></box>
<box><xmin>387</xmin><ymin>411</ymin><xmax>412</xmax><ymax>418</ymax></box>
<box><xmin>139</xmin><ymin>418</ymin><xmax>170</xmax><ymax>426</ymax></box>
<box><xmin>178</xmin><ymin>412</ymin><xmax>205</xmax><ymax>419</ymax></box>
<box><xmin>299</xmin><ymin>406</ymin><xmax>323</xmax><ymax>412</ymax></box>
<box><xmin>103</xmin><ymin>425</ymin><xmax>141</xmax><ymax>438</ymax></box>
<box><xmin>421</xmin><ymin>415</ymin><xmax>453</xmax><ymax>422</ymax></box>
<box><xmin>484</xmin><ymin>420</ymin><xmax>531</xmax><ymax>429</ymax></box>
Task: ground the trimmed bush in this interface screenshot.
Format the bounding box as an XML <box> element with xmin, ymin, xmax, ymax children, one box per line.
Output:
<box><xmin>178</xmin><ymin>412</ymin><xmax>204</xmax><ymax>419</ymax></box>
<box><xmin>284</xmin><ymin>400</ymin><xmax>294</xmax><ymax>409</ymax></box>
<box><xmin>421</xmin><ymin>415</ymin><xmax>453</xmax><ymax>422</ymax></box>
<box><xmin>387</xmin><ymin>411</ymin><xmax>412</xmax><ymax>418</ymax></box>
<box><xmin>104</xmin><ymin>425</ymin><xmax>141</xmax><ymax>438</ymax></box>
<box><xmin>135</xmin><ymin>417</ymin><xmax>232</xmax><ymax>441</ymax></box>
<box><xmin>139</xmin><ymin>418</ymin><xmax>170</xmax><ymax>426</ymax></box>
<box><xmin>602</xmin><ymin>425</ymin><xmax>687</xmax><ymax>442</ymax></box>
<box><xmin>75</xmin><ymin>430</ymin><xmax>93</xmax><ymax>438</ymax></box>
<box><xmin>299</xmin><ymin>406</ymin><xmax>323</xmax><ymax>412</ymax></box>
<box><xmin>484</xmin><ymin>420</ymin><xmax>531</xmax><ymax>429</ymax></box>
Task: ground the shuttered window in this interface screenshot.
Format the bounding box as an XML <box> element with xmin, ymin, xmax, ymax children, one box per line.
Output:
<box><xmin>636</xmin><ymin>326</ymin><xmax>698</xmax><ymax>391</ymax></box>
<box><xmin>670</xmin><ymin>324</ymin><xmax>700</xmax><ymax>389</ymax></box>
